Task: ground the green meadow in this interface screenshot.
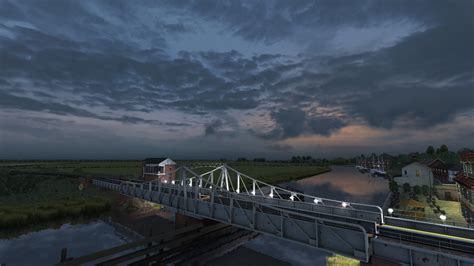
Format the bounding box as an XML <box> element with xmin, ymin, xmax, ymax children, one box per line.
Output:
<box><xmin>0</xmin><ymin>160</ymin><xmax>330</xmax><ymax>233</ymax></box>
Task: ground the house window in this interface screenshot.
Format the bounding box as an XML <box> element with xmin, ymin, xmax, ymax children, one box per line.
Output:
<box><xmin>415</xmin><ymin>169</ymin><xmax>421</xmax><ymax>177</ymax></box>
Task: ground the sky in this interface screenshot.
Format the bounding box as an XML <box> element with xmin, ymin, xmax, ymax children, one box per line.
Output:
<box><xmin>0</xmin><ymin>0</ymin><xmax>473</xmax><ymax>160</ymax></box>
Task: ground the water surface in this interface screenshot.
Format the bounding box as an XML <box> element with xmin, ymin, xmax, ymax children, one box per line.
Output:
<box><xmin>0</xmin><ymin>221</ymin><xmax>131</xmax><ymax>265</ymax></box>
<box><xmin>245</xmin><ymin>165</ymin><xmax>389</xmax><ymax>266</ymax></box>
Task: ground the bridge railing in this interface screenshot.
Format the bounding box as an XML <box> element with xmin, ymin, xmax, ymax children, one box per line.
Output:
<box><xmin>171</xmin><ymin>165</ymin><xmax>384</xmax><ymax>225</ymax></box>
<box><xmin>92</xmin><ymin>178</ymin><xmax>371</xmax><ymax>262</ymax></box>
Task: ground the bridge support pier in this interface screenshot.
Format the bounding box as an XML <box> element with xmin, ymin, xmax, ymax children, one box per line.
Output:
<box><xmin>361</xmin><ymin>256</ymin><xmax>402</xmax><ymax>266</ymax></box>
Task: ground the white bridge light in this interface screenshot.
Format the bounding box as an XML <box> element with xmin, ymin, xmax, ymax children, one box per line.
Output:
<box><xmin>289</xmin><ymin>193</ymin><xmax>295</xmax><ymax>201</ymax></box>
<box><xmin>164</xmin><ymin>180</ymin><xmax>168</xmax><ymax>184</ymax></box>
<box><xmin>388</xmin><ymin>208</ymin><xmax>394</xmax><ymax>215</ymax></box>
<box><xmin>269</xmin><ymin>193</ymin><xmax>273</xmax><ymax>198</ymax></box>
<box><xmin>313</xmin><ymin>198</ymin><xmax>321</xmax><ymax>204</ymax></box>
<box><xmin>251</xmin><ymin>190</ymin><xmax>256</xmax><ymax>195</ymax></box>
<box><xmin>171</xmin><ymin>180</ymin><xmax>175</xmax><ymax>185</ymax></box>
<box><xmin>342</xmin><ymin>202</ymin><xmax>349</xmax><ymax>208</ymax></box>
<box><xmin>236</xmin><ymin>189</ymin><xmax>240</xmax><ymax>193</ymax></box>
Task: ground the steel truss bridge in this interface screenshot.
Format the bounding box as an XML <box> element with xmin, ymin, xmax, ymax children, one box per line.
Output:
<box><xmin>93</xmin><ymin>164</ymin><xmax>474</xmax><ymax>265</ymax></box>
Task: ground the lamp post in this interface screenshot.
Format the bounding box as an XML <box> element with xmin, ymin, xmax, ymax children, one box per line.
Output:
<box><xmin>388</xmin><ymin>208</ymin><xmax>394</xmax><ymax>216</ymax></box>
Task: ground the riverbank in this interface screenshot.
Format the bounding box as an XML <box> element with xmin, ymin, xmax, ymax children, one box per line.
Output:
<box><xmin>0</xmin><ymin>161</ymin><xmax>330</xmax><ymax>251</ymax></box>
<box><xmin>0</xmin><ymin>170</ymin><xmax>117</xmax><ymax>236</ymax></box>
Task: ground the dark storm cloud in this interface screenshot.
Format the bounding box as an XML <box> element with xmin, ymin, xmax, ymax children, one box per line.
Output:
<box><xmin>161</xmin><ymin>0</ymin><xmax>448</xmax><ymax>43</ymax></box>
<box><xmin>0</xmin><ymin>0</ymin><xmax>473</xmax><ymax>159</ymax></box>
<box><xmin>0</xmin><ymin>92</ymin><xmax>168</xmax><ymax>125</ymax></box>
<box><xmin>313</xmin><ymin>14</ymin><xmax>474</xmax><ymax>128</ymax></box>
<box><xmin>261</xmin><ymin>108</ymin><xmax>347</xmax><ymax>140</ymax></box>
<box><xmin>204</xmin><ymin>118</ymin><xmax>238</xmax><ymax>137</ymax></box>
<box><xmin>204</xmin><ymin>120</ymin><xmax>223</xmax><ymax>136</ymax></box>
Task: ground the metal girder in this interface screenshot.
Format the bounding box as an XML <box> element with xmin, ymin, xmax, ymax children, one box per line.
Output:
<box><xmin>92</xmin><ymin>165</ymin><xmax>474</xmax><ymax>265</ymax></box>
<box><xmin>93</xmin><ymin>179</ymin><xmax>370</xmax><ymax>262</ymax></box>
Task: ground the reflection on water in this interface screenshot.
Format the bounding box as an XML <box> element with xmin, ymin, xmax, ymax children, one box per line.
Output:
<box><xmin>282</xmin><ymin>165</ymin><xmax>389</xmax><ymax>206</ymax></box>
<box><xmin>0</xmin><ymin>221</ymin><xmax>130</xmax><ymax>266</ymax></box>
<box><xmin>245</xmin><ymin>165</ymin><xmax>389</xmax><ymax>266</ymax></box>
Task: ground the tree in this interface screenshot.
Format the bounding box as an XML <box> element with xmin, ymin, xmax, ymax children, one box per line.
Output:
<box><xmin>421</xmin><ymin>185</ymin><xmax>429</xmax><ymax>195</ymax></box>
<box><xmin>437</xmin><ymin>144</ymin><xmax>448</xmax><ymax>154</ymax></box>
<box><xmin>403</xmin><ymin>183</ymin><xmax>411</xmax><ymax>193</ymax></box>
<box><xmin>426</xmin><ymin>146</ymin><xmax>435</xmax><ymax>155</ymax></box>
<box><xmin>389</xmin><ymin>181</ymin><xmax>399</xmax><ymax>193</ymax></box>
<box><xmin>413</xmin><ymin>185</ymin><xmax>421</xmax><ymax>195</ymax></box>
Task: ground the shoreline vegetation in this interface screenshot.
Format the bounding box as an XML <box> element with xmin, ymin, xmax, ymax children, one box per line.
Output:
<box><xmin>0</xmin><ymin>160</ymin><xmax>331</xmax><ymax>236</ymax></box>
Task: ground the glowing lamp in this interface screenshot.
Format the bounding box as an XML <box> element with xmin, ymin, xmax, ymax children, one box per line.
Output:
<box><xmin>440</xmin><ymin>215</ymin><xmax>447</xmax><ymax>222</ymax></box>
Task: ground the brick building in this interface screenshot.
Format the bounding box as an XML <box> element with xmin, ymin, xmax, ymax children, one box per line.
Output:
<box><xmin>141</xmin><ymin>157</ymin><xmax>177</xmax><ymax>182</ymax></box>
<box><xmin>454</xmin><ymin>151</ymin><xmax>474</xmax><ymax>224</ymax></box>
<box><xmin>428</xmin><ymin>159</ymin><xmax>461</xmax><ymax>184</ymax></box>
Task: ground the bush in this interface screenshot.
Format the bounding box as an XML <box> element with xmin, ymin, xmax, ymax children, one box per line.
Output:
<box><xmin>422</xmin><ymin>185</ymin><xmax>429</xmax><ymax>195</ymax></box>
<box><xmin>403</xmin><ymin>183</ymin><xmax>411</xmax><ymax>193</ymax></box>
<box><xmin>413</xmin><ymin>185</ymin><xmax>421</xmax><ymax>195</ymax></box>
<box><xmin>389</xmin><ymin>181</ymin><xmax>399</xmax><ymax>193</ymax></box>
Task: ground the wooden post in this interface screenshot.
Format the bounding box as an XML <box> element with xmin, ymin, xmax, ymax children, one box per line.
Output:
<box><xmin>60</xmin><ymin>248</ymin><xmax>68</xmax><ymax>263</ymax></box>
<box><xmin>146</xmin><ymin>229</ymin><xmax>152</xmax><ymax>258</ymax></box>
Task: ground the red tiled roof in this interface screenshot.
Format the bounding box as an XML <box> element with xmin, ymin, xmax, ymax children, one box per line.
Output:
<box><xmin>460</xmin><ymin>151</ymin><xmax>474</xmax><ymax>162</ymax></box>
<box><xmin>454</xmin><ymin>173</ymin><xmax>474</xmax><ymax>189</ymax></box>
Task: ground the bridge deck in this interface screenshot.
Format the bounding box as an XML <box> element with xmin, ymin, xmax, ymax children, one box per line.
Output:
<box><xmin>91</xmin><ymin>165</ymin><xmax>474</xmax><ymax>266</ymax></box>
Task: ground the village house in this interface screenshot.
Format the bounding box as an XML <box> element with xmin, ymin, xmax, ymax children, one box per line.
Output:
<box><xmin>428</xmin><ymin>158</ymin><xmax>461</xmax><ymax>184</ymax></box>
<box><xmin>394</xmin><ymin>161</ymin><xmax>434</xmax><ymax>187</ymax></box>
<box><xmin>141</xmin><ymin>157</ymin><xmax>177</xmax><ymax>182</ymax></box>
<box><xmin>454</xmin><ymin>151</ymin><xmax>474</xmax><ymax>224</ymax></box>
<box><xmin>427</xmin><ymin>159</ymin><xmax>462</xmax><ymax>201</ymax></box>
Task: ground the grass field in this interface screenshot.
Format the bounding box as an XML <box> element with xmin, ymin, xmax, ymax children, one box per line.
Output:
<box><xmin>0</xmin><ymin>160</ymin><xmax>330</xmax><ymax>183</ymax></box>
<box><xmin>0</xmin><ymin>169</ymin><xmax>116</xmax><ymax>234</ymax></box>
<box><xmin>0</xmin><ymin>160</ymin><xmax>330</xmax><ymax>233</ymax></box>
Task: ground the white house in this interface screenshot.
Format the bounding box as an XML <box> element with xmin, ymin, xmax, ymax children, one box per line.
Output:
<box><xmin>394</xmin><ymin>161</ymin><xmax>434</xmax><ymax>187</ymax></box>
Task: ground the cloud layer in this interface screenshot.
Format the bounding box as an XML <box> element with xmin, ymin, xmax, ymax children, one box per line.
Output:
<box><xmin>0</xmin><ymin>0</ymin><xmax>473</xmax><ymax>159</ymax></box>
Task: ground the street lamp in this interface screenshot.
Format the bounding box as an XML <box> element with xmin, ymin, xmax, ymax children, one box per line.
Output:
<box><xmin>388</xmin><ymin>208</ymin><xmax>394</xmax><ymax>216</ymax></box>
<box><xmin>440</xmin><ymin>214</ymin><xmax>447</xmax><ymax>223</ymax></box>
<box><xmin>342</xmin><ymin>202</ymin><xmax>349</xmax><ymax>208</ymax></box>
<box><xmin>313</xmin><ymin>198</ymin><xmax>321</xmax><ymax>204</ymax></box>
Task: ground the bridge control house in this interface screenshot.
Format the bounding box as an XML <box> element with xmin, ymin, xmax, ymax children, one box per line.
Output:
<box><xmin>141</xmin><ymin>157</ymin><xmax>177</xmax><ymax>182</ymax></box>
<box><xmin>454</xmin><ymin>151</ymin><xmax>474</xmax><ymax>224</ymax></box>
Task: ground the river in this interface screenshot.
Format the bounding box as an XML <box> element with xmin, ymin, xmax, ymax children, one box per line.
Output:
<box><xmin>0</xmin><ymin>165</ymin><xmax>388</xmax><ymax>266</ymax></box>
<box><xmin>243</xmin><ymin>165</ymin><xmax>389</xmax><ymax>266</ymax></box>
<box><xmin>0</xmin><ymin>220</ymin><xmax>136</xmax><ymax>265</ymax></box>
